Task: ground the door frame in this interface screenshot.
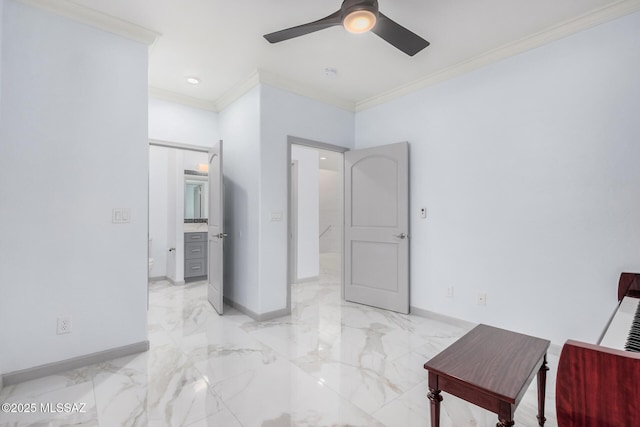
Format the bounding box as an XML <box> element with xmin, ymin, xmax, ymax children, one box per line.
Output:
<box><xmin>286</xmin><ymin>136</ymin><xmax>348</xmax><ymax>313</ymax></box>
<box><xmin>207</xmin><ymin>140</ymin><xmax>224</xmax><ymax>315</ymax></box>
<box><xmin>148</xmin><ymin>138</ymin><xmax>211</xmax><ymax>281</ymax></box>
<box><xmin>289</xmin><ymin>160</ymin><xmax>299</xmax><ymax>285</ymax></box>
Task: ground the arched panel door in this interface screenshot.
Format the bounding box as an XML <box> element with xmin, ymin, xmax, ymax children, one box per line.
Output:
<box><xmin>344</xmin><ymin>142</ymin><xmax>409</xmax><ymax>314</ymax></box>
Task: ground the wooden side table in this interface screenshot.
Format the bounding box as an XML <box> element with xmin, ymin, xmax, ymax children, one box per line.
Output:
<box><xmin>424</xmin><ymin>324</ymin><xmax>550</xmax><ymax>427</ymax></box>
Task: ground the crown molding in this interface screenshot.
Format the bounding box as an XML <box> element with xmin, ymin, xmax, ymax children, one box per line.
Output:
<box><xmin>16</xmin><ymin>0</ymin><xmax>160</xmax><ymax>46</ymax></box>
<box><xmin>150</xmin><ymin>67</ymin><xmax>356</xmax><ymax>114</ymax></box>
<box><xmin>355</xmin><ymin>0</ymin><xmax>640</xmax><ymax>112</ymax></box>
<box><xmin>149</xmin><ymin>87</ymin><xmax>217</xmax><ymax>112</ymax></box>
<box><xmin>213</xmin><ymin>71</ymin><xmax>262</xmax><ymax>112</ymax></box>
<box><xmin>213</xmin><ymin>69</ymin><xmax>356</xmax><ymax>113</ymax></box>
<box><xmin>257</xmin><ymin>69</ymin><xmax>356</xmax><ymax>113</ymax></box>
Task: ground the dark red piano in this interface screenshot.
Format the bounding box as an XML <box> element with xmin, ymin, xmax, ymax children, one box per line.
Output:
<box><xmin>556</xmin><ymin>272</ymin><xmax>640</xmax><ymax>426</ymax></box>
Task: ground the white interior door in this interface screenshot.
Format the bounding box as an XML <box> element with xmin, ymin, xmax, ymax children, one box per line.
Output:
<box><xmin>344</xmin><ymin>142</ymin><xmax>409</xmax><ymax>314</ymax></box>
<box><xmin>208</xmin><ymin>140</ymin><xmax>225</xmax><ymax>315</ymax></box>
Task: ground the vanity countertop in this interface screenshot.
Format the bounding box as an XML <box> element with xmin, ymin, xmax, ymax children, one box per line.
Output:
<box><xmin>184</xmin><ymin>223</ymin><xmax>208</xmax><ymax>233</ymax></box>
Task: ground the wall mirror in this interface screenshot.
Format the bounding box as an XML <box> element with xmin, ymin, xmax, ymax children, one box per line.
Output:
<box><xmin>185</xmin><ymin>175</ymin><xmax>208</xmax><ymax>220</ymax></box>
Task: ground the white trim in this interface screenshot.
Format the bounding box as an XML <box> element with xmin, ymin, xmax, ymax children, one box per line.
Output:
<box><xmin>3</xmin><ymin>341</ymin><xmax>149</xmax><ymax>386</ymax></box>
<box><xmin>290</xmin><ymin>160</ymin><xmax>299</xmax><ymax>288</ymax></box>
<box><xmin>167</xmin><ymin>277</ymin><xmax>185</xmax><ymax>286</ymax></box>
<box><xmin>294</xmin><ymin>275</ymin><xmax>320</xmax><ymax>284</ymax></box>
<box><xmin>257</xmin><ymin>69</ymin><xmax>356</xmax><ymax>113</ymax></box>
<box><xmin>356</xmin><ymin>0</ymin><xmax>640</xmax><ymax>111</ymax></box>
<box><xmin>410</xmin><ymin>307</ymin><xmax>564</xmax><ymax>354</ymax></box>
<box><xmin>410</xmin><ymin>306</ymin><xmax>477</xmax><ymax>331</ymax></box>
<box><xmin>16</xmin><ymin>0</ymin><xmax>160</xmax><ymax>46</ymax></box>
<box><xmin>214</xmin><ymin>69</ymin><xmax>356</xmax><ymax>113</ymax></box>
<box><xmin>149</xmin><ymin>87</ymin><xmax>217</xmax><ymax>112</ymax></box>
<box><xmin>213</xmin><ymin>71</ymin><xmax>261</xmax><ymax>112</ymax></box>
<box><xmin>223</xmin><ymin>297</ymin><xmax>290</xmax><ymax>321</ymax></box>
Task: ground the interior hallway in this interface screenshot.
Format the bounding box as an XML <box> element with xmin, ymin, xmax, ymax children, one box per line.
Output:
<box><xmin>0</xmin><ymin>259</ymin><xmax>558</xmax><ymax>426</ymax></box>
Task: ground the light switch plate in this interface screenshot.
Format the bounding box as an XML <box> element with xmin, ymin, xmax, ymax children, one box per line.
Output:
<box><xmin>270</xmin><ymin>211</ymin><xmax>283</xmax><ymax>221</ymax></box>
<box><xmin>112</xmin><ymin>208</ymin><xmax>131</xmax><ymax>223</ymax></box>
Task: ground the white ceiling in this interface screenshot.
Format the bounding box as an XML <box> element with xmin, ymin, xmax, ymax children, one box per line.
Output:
<box><xmin>63</xmin><ymin>0</ymin><xmax>639</xmax><ymax>111</ymax></box>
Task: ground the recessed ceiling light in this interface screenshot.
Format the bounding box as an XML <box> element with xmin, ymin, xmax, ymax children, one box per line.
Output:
<box><xmin>186</xmin><ymin>77</ymin><xmax>200</xmax><ymax>85</ymax></box>
<box><xmin>320</xmin><ymin>157</ymin><xmax>327</xmax><ymax>160</ymax></box>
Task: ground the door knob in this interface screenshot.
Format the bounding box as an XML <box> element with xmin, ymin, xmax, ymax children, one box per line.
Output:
<box><xmin>216</xmin><ymin>233</ymin><xmax>228</xmax><ymax>239</ymax></box>
<box><xmin>394</xmin><ymin>233</ymin><xmax>407</xmax><ymax>239</ymax></box>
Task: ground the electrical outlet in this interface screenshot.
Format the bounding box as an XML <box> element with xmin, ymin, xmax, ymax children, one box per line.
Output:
<box><xmin>477</xmin><ymin>293</ymin><xmax>487</xmax><ymax>306</ymax></box>
<box><xmin>57</xmin><ymin>316</ymin><xmax>72</xmax><ymax>335</ymax></box>
<box><xmin>446</xmin><ymin>286</ymin><xmax>454</xmax><ymax>298</ymax></box>
<box><xmin>420</xmin><ymin>208</ymin><xmax>427</xmax><ymax>219</ymax></box>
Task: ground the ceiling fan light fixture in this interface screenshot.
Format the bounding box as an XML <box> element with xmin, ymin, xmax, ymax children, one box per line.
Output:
<box><xmin>343</xmin><ymin>9</ymin><xmax>377</xmax><ymax>33</ymax></box>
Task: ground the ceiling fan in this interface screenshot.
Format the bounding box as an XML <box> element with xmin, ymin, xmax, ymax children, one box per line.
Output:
<box><xmin>263</xmin><ymin>0</ymin><xmax>430</xmax><ymax>57</ymax></box>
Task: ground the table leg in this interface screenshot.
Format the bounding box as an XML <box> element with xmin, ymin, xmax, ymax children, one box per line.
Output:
<box><xmin>427</xmin><ymin>389</ymin><xmax>443</xmax><ymax>427</ymax></box>
<box><xmin>497</xmin><ymin>401</ymin><xmax>515</xmax><ymax>427</ymax></box>
<box><xmin>537</xmin><ymin>354</ymin><xmax>549</xmax><ymax>426</ymax></box>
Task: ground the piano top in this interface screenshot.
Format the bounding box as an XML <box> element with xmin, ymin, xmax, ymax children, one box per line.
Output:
<box><xmin>618</xmin><ymin>272</ymin><xmax>640</xmax><ymax>301</ymax></box>
<box><xmin>599</xmin><ymin>295</ymin><xmax>639</xmax><ymax>351</ymax></box>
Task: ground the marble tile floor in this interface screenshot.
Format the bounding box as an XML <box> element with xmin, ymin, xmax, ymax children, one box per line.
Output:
<box><xmin>0</xmin><ymin>269</ymin><xmax>558</xmax><ymax>427</ymax></box>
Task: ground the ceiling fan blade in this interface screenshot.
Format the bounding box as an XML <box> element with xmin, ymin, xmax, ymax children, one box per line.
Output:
<box><xmin>371</xmin><ymin>12</ymin><xmax>429</xmax><ymax>56</ymax></box>
<box><xmin>264</xmin><ymin>10</ymin><xmax>342</xmax><ymax>44</ymax></box>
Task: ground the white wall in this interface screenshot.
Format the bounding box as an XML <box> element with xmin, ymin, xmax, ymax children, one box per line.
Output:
<box><xmin>319</xmin><ymin>167</ymin><xmax>342</xmax><ymax>254</ymax></box>
<box><xmin>259</xmin><ymin>84</ymin><xmax>355</xmax><ymax>313</ymax></box>
<box><xmin>291</xmin><ymin>145</ymin><xmax>319</xmax><ymax>280</ymax></box>
<box><xmin>149</xmin><ymin>97</ymin><xmax>219</xmax><ymax>147</ymax></box>
<box><xmin>0</xmin><ymin>0</ymin><xmax>4</xmax><ymax>389</ymax></box>
<box><xmin>218</xmin><ymin>84</ymin><xmax>354</xmax><ymax>315</ymax></box>
<box><xmin>355</xmin><ymin>11</ymin><xmax>640</xmax><ymax>345</ymax></box>
<box><xmin>218</xmin><ymin>86</ymin><xmax>262</xmax><ymax>313</ymax></box>
<box><xmin>0</xmin><ymin>1</ymin><xmax>149</xmax><ymax>373</ymax></box>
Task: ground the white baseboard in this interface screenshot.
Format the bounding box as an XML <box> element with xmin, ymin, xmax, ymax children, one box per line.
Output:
<box><xmin>223</xmin><ymin>297</ymin><xmax>290</xmax><ymax>321</ymax></box>
<box><xmin>294</xmin><ymin>275</ymin><xmax>319</xmax><ymax>284</ymax></box>
<box><xmin>410</xmin><ymin>306</ymin><xmax>563</xmax><ymax>355</ymax></box>
<box><xmin>2</xmin><ymin>341</ymin><xmax>149</xmax><ymax>386</ymax></box>
<box><xmin>167</xmin><ymin>277</ymin><xmax>185</xmax><ymax>286</ymax></box>
<box><xmin>410</xmin><ymin>306</ymin><xmax>477</xmax><ymax>330</ymax></box>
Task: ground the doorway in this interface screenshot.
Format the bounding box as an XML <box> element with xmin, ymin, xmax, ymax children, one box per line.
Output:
<box><xmin>148</xmin><ymin>140</ymin><xmax>210</xmax><ymax>285</ymax></box>
<box><xmin>287</xmin><ymin>137</ymin><xmax>347</xmax><ymax>311</ymax></box>
<box><xmin>288</xmin><ymin>139</ymin><xmax>410</xmax><ymax>315</ymax></box>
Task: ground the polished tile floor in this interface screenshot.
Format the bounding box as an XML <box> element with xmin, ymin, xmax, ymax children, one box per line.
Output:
<box><xmin>0</xmin><ymin>259</ymin><xmax>558</xmax><ymax>426</ymax></box>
